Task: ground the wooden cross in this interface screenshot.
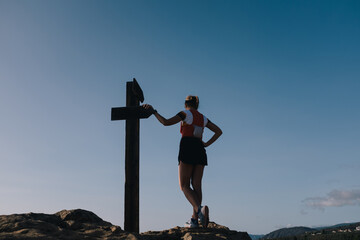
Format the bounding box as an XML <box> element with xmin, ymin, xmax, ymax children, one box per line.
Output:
<box><xmin>111</xmin><ymin>78</ymin><xmax>153</xmax><ymax>233</ymax></box>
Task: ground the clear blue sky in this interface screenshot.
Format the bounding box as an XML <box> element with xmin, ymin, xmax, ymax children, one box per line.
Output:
<box><xmin>0</xmin><ymin>0</ymin><xmax>359</xmax><ymax>235</ymax></box>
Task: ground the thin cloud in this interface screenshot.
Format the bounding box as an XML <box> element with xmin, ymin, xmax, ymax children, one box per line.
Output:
<box><xmin>302</xmin><ymin>189</ymin><xmax>360</xmax><ymax>211</ymax></box>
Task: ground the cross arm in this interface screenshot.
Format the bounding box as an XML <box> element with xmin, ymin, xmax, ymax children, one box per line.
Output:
<box><xmin>111</xmin><ymin>106</ymin><xmax>154</xmax><ymax>121</ymax></box>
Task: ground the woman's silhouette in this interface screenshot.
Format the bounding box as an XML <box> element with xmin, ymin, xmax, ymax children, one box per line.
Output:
<box><xmin>143</xmin><ymin>95</ymin><xmax>222</xmax><ymax>228</ymax></box>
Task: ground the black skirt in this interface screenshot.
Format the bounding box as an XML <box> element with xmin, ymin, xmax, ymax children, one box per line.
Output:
<box><xmin>178</xmin><ymin>137</ymin><xmax>208</xmax><ymax>165</ymax></box>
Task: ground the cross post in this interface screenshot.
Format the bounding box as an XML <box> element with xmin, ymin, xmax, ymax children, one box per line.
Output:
<box><xmin>111</xmin><ymin>78</ymin><xmax>152</xmax><ymax>233</ymax></box>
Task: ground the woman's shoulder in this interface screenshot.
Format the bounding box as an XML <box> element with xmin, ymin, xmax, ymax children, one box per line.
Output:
<box><xmin>180</xmin><ymin>109</ymin><xmax>207</xmax><ymax>118</ymax></box>
<box><xmin>183</xmin><ymin>109</ymin><xmax>192</xmax><ymax>115</ymax></box>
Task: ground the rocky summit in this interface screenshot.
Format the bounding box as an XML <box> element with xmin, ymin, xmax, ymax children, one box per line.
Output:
<box><xmin>142</xmin><ymin>222</ymin><xmax>251</xmax><ymax>240</ymax></box>
<box><xmin>0</xmin><ymin>209</ymin><xmax>251</xmax><ymax>240</ymax></box>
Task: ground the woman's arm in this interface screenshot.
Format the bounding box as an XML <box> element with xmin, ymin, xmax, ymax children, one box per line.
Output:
<box><xmin>153</xmin><ymin>111</ymin><xmax>182</xmax><ymax>126</ymax></box>
<box><xmin>143</xmin><ymin>104</ymin><xmax>182</xmax><ymax>126</ymax></box>
<box><xmin>203</xmin><ymin>121</ymin><xmax>222</xmax><ymax>147</ymax></box>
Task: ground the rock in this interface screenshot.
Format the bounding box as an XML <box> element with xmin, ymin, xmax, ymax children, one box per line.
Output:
<box><xmin>55</xmin><ymin>209</ymin><xmax>106</xmax><ymax>224</ymax></box>
<box><xmin>141</xmin><ymin>222</ymin><xmax>251</xmax><ymax>240</ymax></box>
<box><xmin>0</xmin><ymin>209</ymin><xmax>121</xmax><ymax>240</ymax></box>
<box><xmin>183</xmin><ymin>232</ymin><xmax>194</xmax><ymax>240</ymax></box>
<box><xmin>0</xmin><ymin>210</ymin><xmax>251</xmax><ymax>240</ymax></box>
<box><xmin>111</xmin><ymin>225</ymin><xmax>123</xmax><ymax>233</ymax></box>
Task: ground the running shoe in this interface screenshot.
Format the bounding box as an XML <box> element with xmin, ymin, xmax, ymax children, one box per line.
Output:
<box><xmin>198</xmin><ymin>205</ymin><xmax>209</xmax><ymax>228</ymax></box>
<box><xmin>184</xmin><ymin>218</ymin><xmax>199</xmax><ymax>228</ymax></box>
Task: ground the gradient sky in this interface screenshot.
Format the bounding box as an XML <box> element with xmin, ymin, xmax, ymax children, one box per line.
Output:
<box><xmin>1</xmin><ymin>0</ymin><xmax>359</xmax><ymax>235</ymax></box>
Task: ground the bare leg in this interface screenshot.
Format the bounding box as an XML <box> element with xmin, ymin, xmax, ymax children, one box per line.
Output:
<box><xmin>178</xmin><ymin>162</ymin><xmax>200</xmax><ymax>215</ymax></box>
<box><xmin>191</xmin><ymin>164</ymin><xmax>205</xmax><ymax>218</ymax></box>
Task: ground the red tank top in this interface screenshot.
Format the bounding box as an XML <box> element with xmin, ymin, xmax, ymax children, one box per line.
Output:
<box><xmin>180</xmin><ymin>109</ymin><xmax>205</xmax><ymax>139</ymax></box>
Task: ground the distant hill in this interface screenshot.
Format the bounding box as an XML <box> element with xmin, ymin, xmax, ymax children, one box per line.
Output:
<box><xmin>263</xmin><ymin>226</ymin><xmax>315</xmax><ymax>239</ymax></box>
<box><xmin>261</xmin><ymin>222</ymin><xmax>360</xmax><ymax>240</ymax></box>
<box><xmin>315</xmin><ymin>222</ymin><xmax>359</xmax><ymax>230</ymax></box>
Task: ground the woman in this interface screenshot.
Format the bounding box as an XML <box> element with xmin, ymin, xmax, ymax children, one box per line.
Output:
<box><xmin>143</xmin><ymin>95</ymin><xmax>222</xmax><ymax>228</ymax></box>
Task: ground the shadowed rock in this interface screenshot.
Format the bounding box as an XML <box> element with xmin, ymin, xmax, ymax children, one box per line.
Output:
<box><xmin>0</xmin><ymin>209</ymin><xmax>251</xmax><ymax>240</ymax></box>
